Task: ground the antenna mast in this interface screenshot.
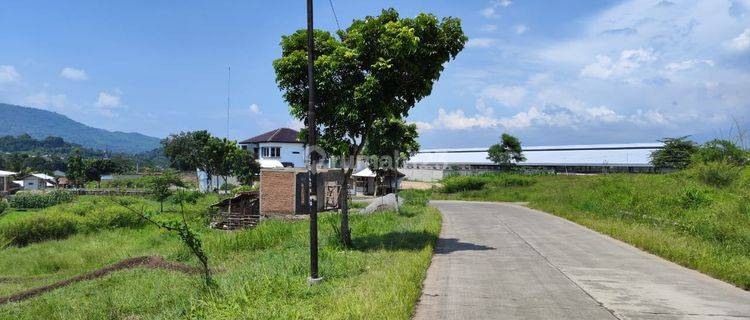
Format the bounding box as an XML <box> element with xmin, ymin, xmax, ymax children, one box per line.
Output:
<box><xmin>227</xmin><ymin>65</ymin><xmax>231</xmax><ymax>139</ymax></box>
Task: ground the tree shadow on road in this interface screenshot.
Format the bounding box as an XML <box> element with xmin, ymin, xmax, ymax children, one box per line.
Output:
<box><xmin>353</xmin><ymin>231</ymin><xmax>495</xmax><ymax>254</ymax></box>
<box><xmin>434</xmin><ymin>238</ymin><xmax>495</xmax><ymax>254</ymax></box>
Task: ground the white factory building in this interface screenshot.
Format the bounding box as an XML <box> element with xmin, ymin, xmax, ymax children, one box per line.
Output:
<box><xmin>402</xmin><ymin>143</ymin><xmax>664</xmax><ymax>181</ymax></box>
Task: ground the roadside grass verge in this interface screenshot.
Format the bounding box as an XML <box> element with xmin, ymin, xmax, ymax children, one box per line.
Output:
<box><xmin>430</xmin><ymin>169</ymin><xmax>750</xmax><ymax>289</ymax></box>
<box><xmin>0</xmin><ymin>193</ymin><xmax>440</xmax><ymax>319</ymax></box>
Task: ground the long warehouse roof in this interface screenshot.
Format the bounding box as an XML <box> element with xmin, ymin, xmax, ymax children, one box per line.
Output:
<box><xmin>408</xmin><ymin>143</ymin><xmax>663</xmax><ymax>166</ymax></box>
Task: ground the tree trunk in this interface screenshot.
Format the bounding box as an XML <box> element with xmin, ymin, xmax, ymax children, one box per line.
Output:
<box><xmin>339</xmin><ymin>169</ymin><xmax>353</xmax><ymax>247</ymax></box>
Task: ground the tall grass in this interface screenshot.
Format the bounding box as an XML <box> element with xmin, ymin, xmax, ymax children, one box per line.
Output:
<box><xmin>0</xmin><ymin>195</ymin><xmax>217</xmax><ymax>247</ymax></box>
<box><xmin>432</xmin><ymin>168</ymin><xmax>750</xmax><ymax>289</ymax></box>
<box><xmin>0</xmin><ymin>192</ymin><xmax>441</xmax><ymax>319</ymax></box>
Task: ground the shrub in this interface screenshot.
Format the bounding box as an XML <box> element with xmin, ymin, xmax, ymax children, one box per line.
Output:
<box><xmin>232</xmin><ymin>185</ymin><xmax>256</xmax><ymax>194</ymax></box>
<box><xmin>0</xmin><ymin>199</ymin><xmax>8</xmax><ymax>215</ymax></box>
<box><xmin>79</xmin><ymin>206</ymin><xmax>146</xmax><ymax>231</ymax></box>
<box><xmin>442</xmin><ymin>176</ymin><xmax>486</xmax><ymax>193</ymax></box>
<box><xmin>0</xmin><ymin>213</ymin><xmax>79</xmax><ymax>246</ymax></box>
<box><xmin>692</xmin><ymin>161</ymin><xmax>742</xmax><ymax>187</ymax></box>
<box><xmin>9</xmin><ymin>190</ymin><xmax>76</xmax><ymax>209</ymax></box>
<box><xmin>693</xmin><ymin>139</ymin><xmax>748</xmax><ymax>166</ymax></box>
<box><xmin>678</xmin><ymin>186</ymin><xmax>713</xmax><ymax>209</ymax></box>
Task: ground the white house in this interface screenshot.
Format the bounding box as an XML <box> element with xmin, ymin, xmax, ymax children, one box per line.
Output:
<box><xmin>15</xmin><ymin>173</ymin><xmax>56</xmax><ymax>190</ymax></box>
<box><xmin>238</xmin><ymin>128</ymin><xmax>306</xmax><ymax>168</ymax></box>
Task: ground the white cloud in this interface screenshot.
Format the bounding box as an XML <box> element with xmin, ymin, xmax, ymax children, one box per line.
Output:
<box><xmin>664</xmin><ymin>59</ymin><xmax>714</xmax><ymax>72</ymax></box>
<box><xmin>727</xmin><ymin>28</ymin><xmax>750</xmax><ymax>51</ymax></box>
<box><xmin>249</xmin><ymin>103</ymin><xmax>261</xmax><ymax>114</ymax></box>
<box><xmin>580</xmin><ymin>48</ymin><xmax>657</xmax><ymax>79</ymax></box>
<box><xmin>286</xmin><ymin>118</ymin><xmax>305</xmax><ymax>131</ymax></box>
<box><xmin>481</xmin><ymin>0</ymin><xmax>512</xmax><ymax>18</ymax></box>
<box><xmin>59</xmin><ymin>67</ymin><xmax>88</xmax><ymax>81</ymax></box>
<box><xmin>478</xmin><ymin>85</ymin><xmax>526</xmax><ymax>107</ymax></box>
<box><xmin>466</xmin><ymin>38</ymin><xmax>496</xmax><ymax>48</ymax></box>
<box><xmin>515</xmin><ymin>24</ymin><xmax>528</xmax><ymax>34</ymax></box>
<box><xmin>0</xmin><ymin>65</ymin><xmax>20</xmax><ymax>85</ymax></box>
<box><xmin>412</xmin><ymin>121</ymin><xmax>435</xmax><ymax>132</ymax></box>
<box><xmin>480</xmin><ymin>7</ymin><xmax>496</xmax><ymax>18</ymax></box>
<box><xmin>420</xmin><ymin>104</ymin><xmax>668</xmax><ymax>132</ymax></box>
<box><xmin>95</xmin><ymin>91</ymin><xmax>122</xmax><ymax>108</ymax></box>
<box><xmin>24</xmin><ymin>92</ymin><xmax>67</xmax><ymax>110</ymax></box>
<box><xmin>480</xmin><ymin>24</ymin><xmax>498</xmax><ymax>32</ymax></box>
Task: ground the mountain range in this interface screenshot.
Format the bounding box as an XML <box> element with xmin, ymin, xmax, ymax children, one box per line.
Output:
<box><xmin>0</xmin><ymin>103</ymin><xmax>161</xmax><ymax>154</ymax></box>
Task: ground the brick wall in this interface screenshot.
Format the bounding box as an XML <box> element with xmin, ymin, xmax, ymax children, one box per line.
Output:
<box><xmin>260</xmin><ymin>170</ymin><xmax>297</xmax><ymax>215</ymax></box>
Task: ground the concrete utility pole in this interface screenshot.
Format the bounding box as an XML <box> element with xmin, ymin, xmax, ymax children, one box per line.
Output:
<box><xmin>306</xmin><ymin>0</ymin><xmax>322</xmax><ymax>284</ymax></box>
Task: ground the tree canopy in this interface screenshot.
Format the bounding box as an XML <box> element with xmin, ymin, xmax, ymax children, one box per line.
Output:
<box><xmin>650</xmin><ymin>136</ymin><xmax>698</xmax><ymax>170</ymax></box>
<box><xmin>162</xmin><ymin>130</ymin><xmax>260</xmax><ymax>191</ymax></box>
<box><xmin>363</xmin><ymin>118</ymin><xmax>420</xmax><ymax>174</ymax></box>
<box><xmin>487</xmin><ymin>133</ymin><xmax>526</xmax><ymax>170</ymax></box>
<box><xmin>273</xmin><ymin>8</ymin><xmax>466</xmax><ymax>246</ymax></box>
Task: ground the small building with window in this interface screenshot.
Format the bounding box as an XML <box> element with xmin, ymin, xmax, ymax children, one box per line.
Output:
<box><xmin>238</xmin><ymin>128</ymin><xmax>306</xmax><ymax>168</ymax></box>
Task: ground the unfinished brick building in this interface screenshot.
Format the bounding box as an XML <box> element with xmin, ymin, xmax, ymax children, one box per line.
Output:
<box><xmin>259</xmin><ymin>168</ymin><xmax>342</xmax><ymax>215</ymax></box>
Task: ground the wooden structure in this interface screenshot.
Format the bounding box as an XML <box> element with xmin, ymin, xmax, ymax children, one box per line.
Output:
<box><xmin>210</xmin><ymin>192</ymin><xmax>261</xmax><ymax>230</ymax></box>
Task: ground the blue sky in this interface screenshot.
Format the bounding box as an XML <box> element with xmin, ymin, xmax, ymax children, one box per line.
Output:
<box><xmin>1</xmin><ymin>0</ymin><xmax>749</xmax><ymax>148</ymax></box>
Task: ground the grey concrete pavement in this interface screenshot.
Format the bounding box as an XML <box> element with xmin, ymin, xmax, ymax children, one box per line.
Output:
<box><xmin>414</xmin><ymin>200</ymin><xmax>750</xmax><ymax>320</ymax></box>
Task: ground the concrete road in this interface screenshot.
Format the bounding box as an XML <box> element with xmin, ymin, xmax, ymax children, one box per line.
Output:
<box><xmin>414</xmin><ymin>200</ymin><xmax>750</xmax><ymax>320</ymax></box>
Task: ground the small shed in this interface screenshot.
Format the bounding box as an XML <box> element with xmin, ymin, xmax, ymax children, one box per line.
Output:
<box><xmin>352</xmin><ymin>167</ymin><xmax>376</xmax><ymax>196</ymax></box>
<box><xmin>210</xmin><ymin>192</ymin><xmax>260</xmax><ymax>230</ymax></box>
<box><xmin>376</xmin><ymin>170</ymin><xmax>405</xmax><ymax>195</ymax></box>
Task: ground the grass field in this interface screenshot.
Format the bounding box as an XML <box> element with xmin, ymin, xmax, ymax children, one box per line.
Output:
<box><xmin>0</xmin><ymin>194</ymin><xmax>440</xmax><ymax>319</ymax></box>
<box><xmin>430</xmin><ymin>169</ymin><xmax>750</xmax><ymax>289</ymax></box>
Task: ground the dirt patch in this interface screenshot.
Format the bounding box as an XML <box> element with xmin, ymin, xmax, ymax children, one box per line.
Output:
<box><xmin>400</xmin><ymin>181</ymin><xmax>441</xmax><ymax>190</ymax></box>
<box><xmin>0</xmin><ymin>256</ymin><xmax>201</xmax><ymax>305</ymax></box>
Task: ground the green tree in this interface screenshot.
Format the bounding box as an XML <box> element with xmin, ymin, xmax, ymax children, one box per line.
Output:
<box><xmin>84</xmin><ymin>158</ymin><xmax>122</xmax><ymax>188</ymax></box>
<box><xmin>162</xmin><ymin>131</ymin><xmax>211</xmax><ymax>171</ymax></box>
<box><xmin>147</xmin><ymin>170</ymin><xmax>184</xmax><ymax>212</ymax></box>
<box><xmin>204</xmin><ymin>137</ymin><xmax>238</xmax><ymax>193</ymax></box>
<box><xmin>232</xmin><ymin>148</ymin><xmax>260</xmax><ymax>186</ymax></box>
<box><xmin>693</xmin><ymin>139</ymin><xmax>748</xmax><ymax>166</ymax></box>
<box><xmin>273</xmin><ymin>8</ymin><xmax>466</xmax><ymax>246</ymax></box>
<box><xmin>650</xmin><ymin>136</ymin><xmax>698</xmax><ymax>170</ymax></box>
<box><xmin>363</xmin><ymin>118</ymin><xmax>420</xmax><ymax>194</ymax></box>
<box><xmin>487</xmin><ymin>133</ymin><xmax>526</xmax><ymax>171</ymax></box>
<box><xmin>66</xmin><ymin>149</ymin><xmax>86</xmax><ymax>187</ymax></box>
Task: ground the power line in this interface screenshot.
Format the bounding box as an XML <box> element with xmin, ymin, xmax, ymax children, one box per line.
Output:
<box><xmin>328</xmin><ymin>0</ymin><xmax>341</xmax><ymax>31</ymax></box>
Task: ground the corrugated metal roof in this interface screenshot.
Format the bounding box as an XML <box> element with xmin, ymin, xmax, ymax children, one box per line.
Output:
<box><xmin>0</xmin><ymin>170</ymin><xmax>16</xmax><ymax>177</ymax></box>
<box><xmin>408</xmin><ymin>143</ymin><xmax>663</xmax><ymax>167</ymax></box>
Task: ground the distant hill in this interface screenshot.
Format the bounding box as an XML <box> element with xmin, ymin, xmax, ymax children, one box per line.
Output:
<box><xmin>0</xmin><ymin>103</ymin><xmax>161</xmax><ymax>154</ymax></box>
<box><xmin>0</xmin><ymin>134</ymin><xmax>104</xmax><ymax>156</ymax></box>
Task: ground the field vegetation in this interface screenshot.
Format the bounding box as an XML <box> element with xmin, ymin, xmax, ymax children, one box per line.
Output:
<box><xmin>0</xmin><ymin>191</ymin><xmax>440</xmax><ymax>319</ymax></box>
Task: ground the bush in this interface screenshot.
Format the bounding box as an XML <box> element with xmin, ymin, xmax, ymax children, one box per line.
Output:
<box><xmin>693</xmin><ymin>139</ymin><xmax>748</xmax><ymax>166</ymax></box>
<box><xmin>0</xmin><ymin>199</ymin><xmax>8</xmax><ymax>215</ymax></box>
<box><xmin>678</xmin><ymin>186</ymin><xmax>713</xmax><ymax>209</ymax></box>
<box><xmin>442</xmin><ymin>176</ymin><xmax>486</xmax><ymax>193</ymax></box>
<box><xmin>692</xmin><ymin>161</ymin><xmax>742</xmax><ymax>187</ymax></box>
<box><xmin>0</xmin><ymin>213</ymin><xmax>79</xmax><ymax>246</ymax></box>
<box><xmin>9</xmin><ymin>190</ymin><xmax>76</xmax><ymax>209</ymax></box>
<box><xmin>79</xmin><ymin>206</ymin><xmax>146</xmax><ymax>231</ymax></box>
<box><xmin>232</xmin><ymin>185</ymin><xmax>256</xmax><ymax>194</ymax></box>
